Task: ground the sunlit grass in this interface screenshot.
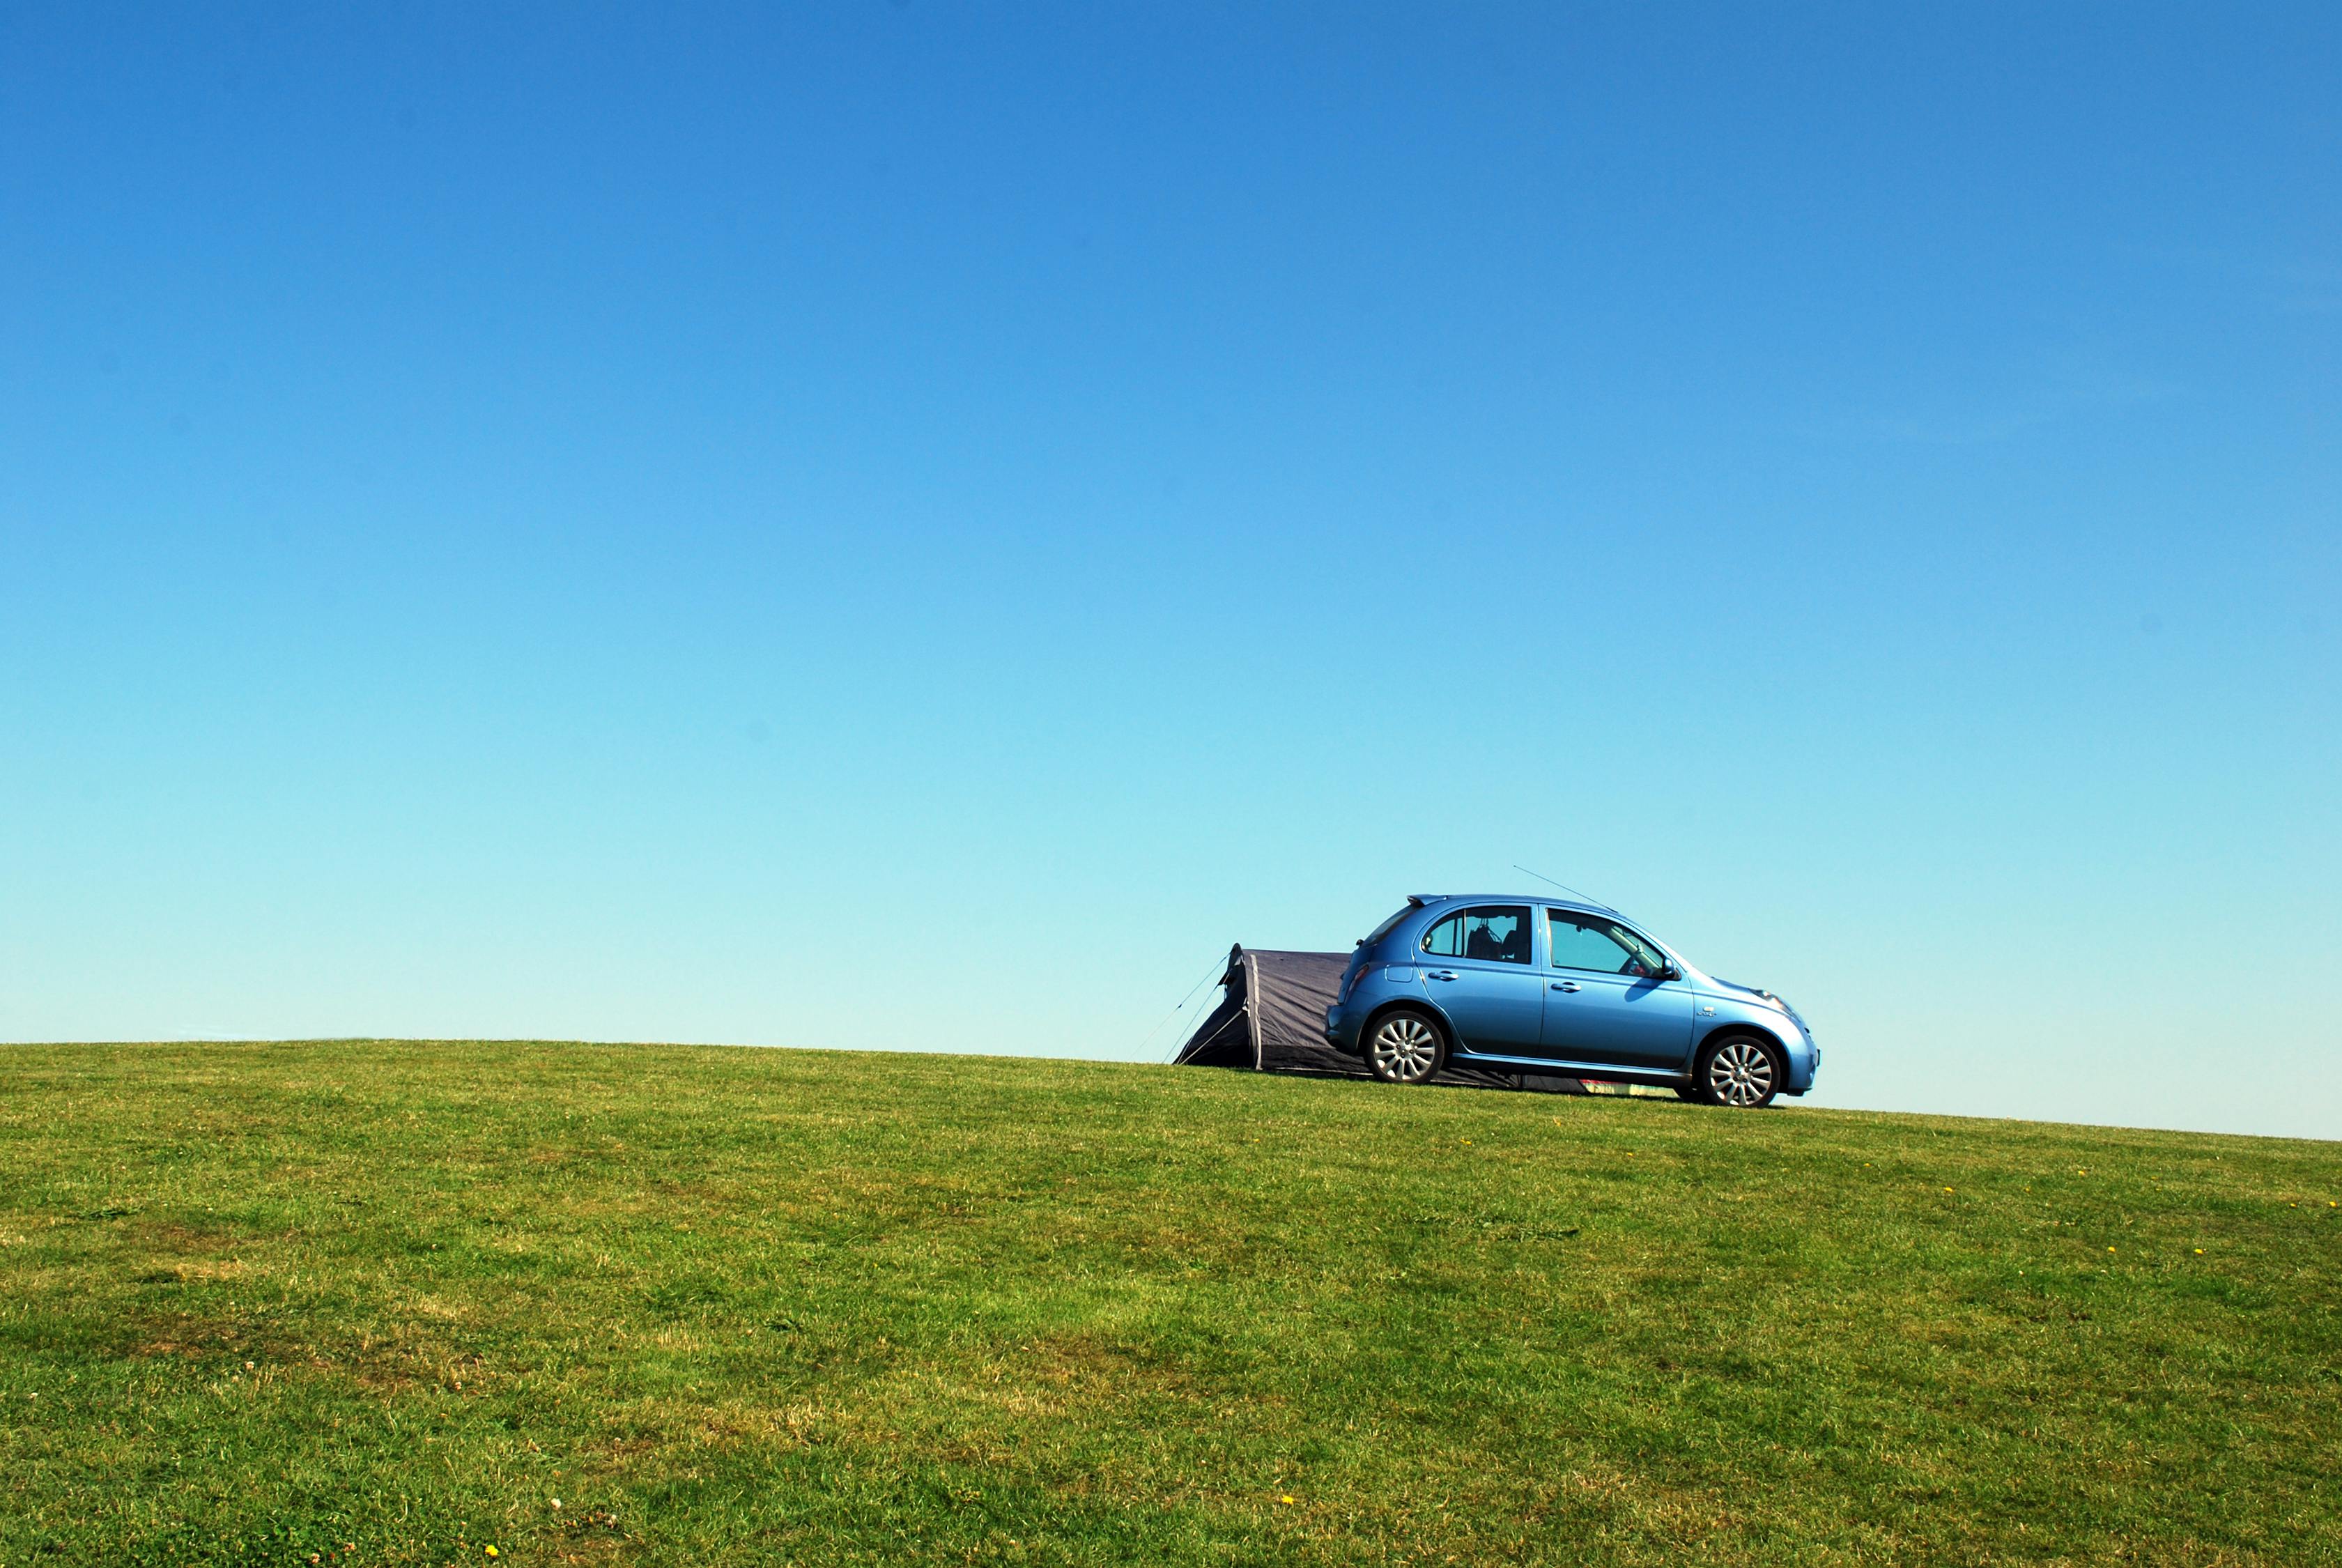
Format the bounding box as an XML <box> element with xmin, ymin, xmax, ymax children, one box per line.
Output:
<box><xmin>1</xmin><ymin>1039</ymin><xmax>2335</xmax><ymax>1565</ymax></box>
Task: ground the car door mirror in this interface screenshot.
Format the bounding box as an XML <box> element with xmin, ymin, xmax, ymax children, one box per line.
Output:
<box><xmin>1659</xmin><ymin>964</ymin><xmax>1683</xmax><ymax>982</ymax></box>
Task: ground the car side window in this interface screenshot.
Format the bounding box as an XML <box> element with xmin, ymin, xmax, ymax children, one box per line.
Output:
<box><xmin>1424</xmin><ymin>905</ymin><xmax>1531</xmax><ymax>963</ymax></box>
<box><xmin>1547</xmin><ymin>910</ymin><xmax>1665</xmax><ymax>977</ymax></box>
<box><xmin>1609</xmin><ymin>924</ymin><xmax>1669</xmax><ymax>975</ymax></box>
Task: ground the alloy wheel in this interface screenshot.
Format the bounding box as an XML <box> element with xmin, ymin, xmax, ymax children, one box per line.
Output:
<box><xmin>1707</xmin><ymin>1038</ymin><xmax>1777</xmax><ymax>1107</ymax></box>
<box><xmin>1368</xmin><ymin>1015</ymin><xmax>1442</xmax><ymax>1084</ymax></box>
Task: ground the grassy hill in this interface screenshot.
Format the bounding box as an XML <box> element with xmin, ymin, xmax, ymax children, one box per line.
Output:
<box><xmin>1</xmin><ymin>1040</ymin><xmax>2335</xmax><ymax>1567</ymax></box>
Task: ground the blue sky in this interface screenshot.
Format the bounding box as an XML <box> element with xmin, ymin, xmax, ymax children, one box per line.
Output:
<box><xmin>3</xmin><ymin>4</ymin><xmax>2335</xmax><ymax>1139</ymax></box>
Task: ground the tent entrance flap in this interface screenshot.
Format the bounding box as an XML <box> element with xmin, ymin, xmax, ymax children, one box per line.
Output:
<box><xmin>1170</xmin><ymin>945</ymin><xmax>1257</xmax><ymax>1068</ymax></box>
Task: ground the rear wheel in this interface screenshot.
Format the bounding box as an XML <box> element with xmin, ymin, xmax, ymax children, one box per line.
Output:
<box><xmin>1365</xmin><ymin>1009</ymin><xmax>1446</xmax><ymax>1086</ymax></box>
<box><xmin>1694</xmin><ymin>1034</ymin><xmax>1783</xmax><ymax>1109</ymax></box>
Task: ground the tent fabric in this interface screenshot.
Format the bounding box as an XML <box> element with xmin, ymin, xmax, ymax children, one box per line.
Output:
<box><xmin>1171</xmin><ymin>961</ymin><xmax>1254</xmax><ymax>1068</ymax></box>
<box><xmin>1174</xmin><ymin>944</ymin><xmax>1588</xmax><ymax>1093</ymax></box>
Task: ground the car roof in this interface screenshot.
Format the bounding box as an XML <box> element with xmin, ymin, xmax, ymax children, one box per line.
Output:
<box><xmin>1408</xmin><ymin>892</ymin><xmax>1626</xmax><ymax>918</ymax></box>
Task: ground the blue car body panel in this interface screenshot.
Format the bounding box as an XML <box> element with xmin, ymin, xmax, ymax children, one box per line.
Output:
<box><xmin>1323</xmin><ymin>894</ymin><xmax>1819</xmax><ymax>1094</ymax></box>
<box><xmin>1425</xmin><ymin>958</ymin><xmax>1545</xmax><ymax>1054</ymax></box>
<box><xmin>1543</xmin><ymin>967</ymin><xmax>1690</xmax><ymax>1068</ymax></box>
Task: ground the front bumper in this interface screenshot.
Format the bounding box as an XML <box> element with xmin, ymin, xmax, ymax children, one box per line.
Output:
<box><xmin>1783</xmin><ymin>1027</ymin><xmax>1819</xmax><ymax>1094</ymax></box>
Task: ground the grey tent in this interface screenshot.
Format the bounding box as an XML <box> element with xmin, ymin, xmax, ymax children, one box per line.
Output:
<box><xmin>1173</xmin><ymin>944</ymin><xmax>1585</xmax><ymax>1092</ymax></box>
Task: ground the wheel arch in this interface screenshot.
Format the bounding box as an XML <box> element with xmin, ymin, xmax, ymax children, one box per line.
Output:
<box><xmin>1360</xmin><ymin>997</ymin><xmax>1455</xmax><ymax>1054</ymax></box>
<box><xmin>1695</xmin><ymin>1020</ymin><xmax>1788</xmax><ymax>1063</ymax></box>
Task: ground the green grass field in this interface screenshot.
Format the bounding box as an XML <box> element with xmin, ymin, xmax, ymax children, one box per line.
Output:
<box><xmin>1</xmin><ymin>1040</ymin><xmax>2336</xmax><ymax>1567</ymax></box>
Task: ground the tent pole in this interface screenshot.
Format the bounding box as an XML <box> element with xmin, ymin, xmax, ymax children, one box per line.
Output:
<box><xmin>1245</xmin><ymin>949</ymin><xmax>1265</xmax><ymax>1071</ymax></box>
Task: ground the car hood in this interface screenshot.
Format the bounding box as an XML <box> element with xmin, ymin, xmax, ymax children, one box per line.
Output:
<box><xmin>1704</xmin><ymin>976</ymin><xmax>1784</xmax><ymax>1007</ymax></box>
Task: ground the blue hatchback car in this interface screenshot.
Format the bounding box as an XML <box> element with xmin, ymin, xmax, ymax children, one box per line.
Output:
<box><xmin>1323</xmin><ymin>895</ymin><xmax>1818</xmax><ymax>1107</ymax></box>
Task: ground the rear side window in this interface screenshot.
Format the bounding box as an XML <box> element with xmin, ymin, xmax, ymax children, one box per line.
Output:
<box><xmin>1422</xmin><ymin>905</ymin><xmax>1532</xmax><ymax>963</ymax></box>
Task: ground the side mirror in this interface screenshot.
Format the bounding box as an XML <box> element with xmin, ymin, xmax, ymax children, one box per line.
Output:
<box><xmin>1660</xmin><ymin>964</ymin><xmax>1684</xmax><ymax>982</ymax></box>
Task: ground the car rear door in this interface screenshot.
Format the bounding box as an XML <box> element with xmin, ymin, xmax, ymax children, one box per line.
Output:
<box><xmin>1536</xmin><ymin>908</ymin><xmax>1694</xmax><ymax>1070</ymax></box>
<box><xmin>1417</xmin><ymin>905</ymin><xmax>1543</xmax><ymax>1054</ymax></box>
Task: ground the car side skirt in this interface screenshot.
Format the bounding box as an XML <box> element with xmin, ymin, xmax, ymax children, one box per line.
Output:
<box><xmin>1447</xmin><ymin>1050</ymin><xmax>1691</xmax><ymax>1090</ymax></box>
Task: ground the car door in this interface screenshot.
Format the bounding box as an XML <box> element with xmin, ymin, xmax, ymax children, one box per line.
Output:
<box><xmin>1537</xmin><ymin>908</ymin><xmax>1694</xmax><ymax>1069</ymax></box>
<box><xmin>1417</xmin><ymin>905</ymin><xmax>1543</xmax><ymax>1055</ymax></box>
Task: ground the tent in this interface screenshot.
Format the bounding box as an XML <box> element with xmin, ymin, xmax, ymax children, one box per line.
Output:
<box><xmin>1173</xmin><ymin>944</ymin><xmax>1586</xmax><ymax>1093</ymax></box>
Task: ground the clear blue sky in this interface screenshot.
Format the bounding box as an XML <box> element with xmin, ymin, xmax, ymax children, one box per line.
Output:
<box><xmin>3</xmin><ymin>4</ymin><xmax>2335</xmax><ymax>1139</ymax></box>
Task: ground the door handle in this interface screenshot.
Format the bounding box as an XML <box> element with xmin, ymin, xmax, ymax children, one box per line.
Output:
<box><xmin>1428</xmin><ymin>970</ymin><xmax>1458</xmax><ymax>981</ymax></box>
<box><xmin>1551</xmin><ymin>981</ymin><xmax>1580</xmax><ymax>992</ymax></box>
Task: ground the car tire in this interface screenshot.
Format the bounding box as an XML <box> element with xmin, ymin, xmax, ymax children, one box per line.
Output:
<box><xmin>1693</xmin><ymin>1033</ymin><xmax>1784</xmax><ymax>1108</ymax></box>
<box><xmin>1364</xmin><ymin>1008</ymin><xmax>1447</xmax><ymax>1086</ymax></box>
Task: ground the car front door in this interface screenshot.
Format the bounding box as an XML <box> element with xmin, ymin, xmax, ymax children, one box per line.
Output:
<box><xmin>1537</xmin><ymin>909</ymin><xmax>1694</xmax><ymax>1070</ymax></box>
<box><xmin>1417</xmin><ymin>905</ymin><xmax>1543</xmax><ymax>1055</ymax></box>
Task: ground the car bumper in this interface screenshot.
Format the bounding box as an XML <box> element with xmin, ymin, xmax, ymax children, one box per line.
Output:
<box><xmin>1784</xmin><ymin>1032</ymin><xmax>1819</xmax><ymax>1095</ymax></box>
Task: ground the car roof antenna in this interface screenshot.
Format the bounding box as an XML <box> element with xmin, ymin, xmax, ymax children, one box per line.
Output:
<box><xmin>1513</xmin><ymin>863</ymin><xmax>1610</xmax><ymax>909</ymax></box>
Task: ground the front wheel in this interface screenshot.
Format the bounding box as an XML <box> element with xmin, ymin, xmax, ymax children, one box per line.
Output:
<box><xmin>1365</xmin><ymin>1010</ymin><xmax>1446</xmax><ymax>1086</ymax></box>
<box><xmin>1693</xmin><ymin>1034</ymin><xmax>1784</xmax><ymax>1109</ymax></box>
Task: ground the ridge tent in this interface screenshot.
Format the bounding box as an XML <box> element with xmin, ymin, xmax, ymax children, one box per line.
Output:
<box><xmin>1173</xmin><ymin>944</ymin><xmax>1586</xmax><ymax>1093</ymax></box>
